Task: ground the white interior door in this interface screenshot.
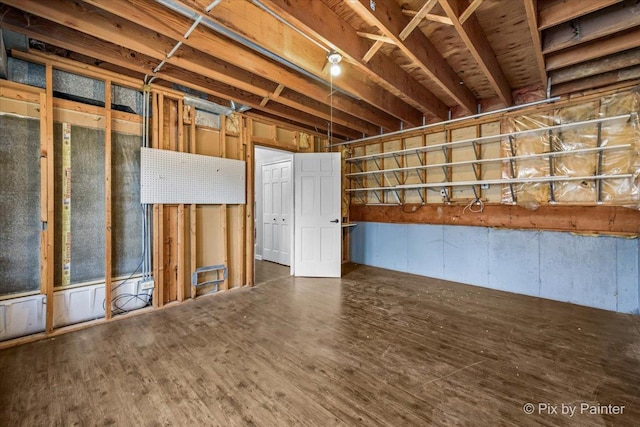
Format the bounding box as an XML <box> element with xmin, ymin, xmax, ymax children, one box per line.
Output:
<box><xmin>294</xmin><ymin>153</ymin><xmax>341</xmax><ymax>277</ymax></box>
<box><xmin>262</xmin><ymin>160</ymin><xmax>292</xmax><ymax>266</ymax></box>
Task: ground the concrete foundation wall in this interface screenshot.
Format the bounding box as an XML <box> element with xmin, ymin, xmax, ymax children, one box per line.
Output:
<box><xmin>350</xmin><ymin>222</ymin><xmax>640</xmax><ymax>314</ymax></box>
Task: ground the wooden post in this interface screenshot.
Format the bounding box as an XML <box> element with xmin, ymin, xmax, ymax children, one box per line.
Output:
<box><xmin>239</xmin><ymin>125</ymin><xmax>247</xmax><ymax>286</ymax></box>
<box><xmin>244</xmin><ymin>118</ymin><xmax>255</xmax><ymax>286</ymax></box>
<box><xmin>177</xmin><ymin>98</ymin><xmax>185</xmax><ymax>302</ymax></box>
<box><xmin>39</xmin><ymin>92</ymin><xmax>48</xmax><ymax>297</ymax></box>
<box><xmin>44</xmin><ymin>64</ymin><xmax>54</xmax><ymax>333</ymax></box>
<box><xmin>105</xmin><ymin>80</ymin><xmax>113</xmax><ymax>319</ymax></box>
<box><xmin>151</xmin><ymin>92</ymin><xmax>160</xmax><ymax>307</ymax></box>
<box><xmin>220</xmin><ymin>115</ymin><xmax>228</xmax><ymax>291</ymax></box>
<box><xmin>190</xmin><ymin>107</ymin><xmax>197</xmax><ymax>298</ymax></box>
<box><xmin>156</xmin><ymin>92</ymin><xmax>165</xmax><ymax>306</ymax></box>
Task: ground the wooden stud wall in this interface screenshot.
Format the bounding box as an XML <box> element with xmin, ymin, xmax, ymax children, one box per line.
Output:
<box><xmin>0</xmin><ymin>52</ymin><xmax>319</xmax><ymax>349</ymax></box>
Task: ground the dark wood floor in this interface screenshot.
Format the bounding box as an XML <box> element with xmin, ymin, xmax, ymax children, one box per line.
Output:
<box><xmin>1</xmin><ymin>264</ymin><xmax>640</xmax><ymax>426</ymax></box>
<box><xmin>254</xmin><ymin>259</ymin><xmax>290</xmax><ymax>285</ymax></box>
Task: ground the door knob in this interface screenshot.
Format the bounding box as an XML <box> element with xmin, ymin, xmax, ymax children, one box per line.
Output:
<box><xmin>330</xmin><ymin>219</ymin><xmax>339</xmax><ymax>223</ymax></box>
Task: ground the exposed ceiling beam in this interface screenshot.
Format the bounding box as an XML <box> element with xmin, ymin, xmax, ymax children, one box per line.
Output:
<box><xmin>538</xmin><ymin>0</ymin><xmax>622</xmax><ymax>30</ymax></box>
<box><xmin>81</xmin><ymin>0</ymin><xmax>397</xmax><ymax>133</ymax></box>
<box><xmin>542</xmin><ymin>0</ymin><xmax>640</xmax><ymax>55</ymax></box>
<box><xmin>438</xmin><ymin>0</ymin><xmax>513</xmax><ymax>106</ymax></box>
<box><xmin>171</xmin><ymin>0</ymin><xmax>420</xmax><ymax>128</ymax></box>
<box><xmin>523</xmin><ymin>0</ymin><xmax>548</xmax><ymax>92</ymax></box>
<box><xmin>551</xmin><ymin>64</ymin><xmax>640</xmax><ymax>96</ymax></box>
<box><xmin>459</xmin><ymin>0</ymin><xmax>483</xmax><ymax>24</ymax></box>
<box><xmin>260</xmin><ymin>0</ymin><xmax>446</xmax><ymax>121</ymax></box>
<box><xmin>545</xmin><ymin>26</ymin><xmax>640</xmax><ymax>71</ymax></box>
<box><xmin>0</xmin><ymin>7</ymin><xmax>361</xmax><ymax>139</ymax></box>
<box><xmin>347</xmin><ymin>0</ymin><xmax>477</xmax><ymax>114</ymax></box>
<box><xmin>402</xmin><ymin>9</ymin><xmax>453</xmax><ymax>25</ymax></box>
<box><xmin>399</xmin><ymin>0</ymin><xmax>438</xmax><ymax>40</ymax></box>
<box><xmin>549</xmin><ymin>47</ymin><xmax>640</xmax><ymax>85</ymax></box>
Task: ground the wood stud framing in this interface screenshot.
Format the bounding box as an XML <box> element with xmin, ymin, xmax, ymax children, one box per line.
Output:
<box><xmin>105</xmin><ymin>80</ymin><xmax>113</xmax><ymax>320</ymax></box>
<box><xmin>0</xmin><ymin>50</ymin><xmax>316</xmax><ymax>348</ymax></box>
<box><xmin>45</xmin><ymin>64</ymin><xmax>54</xmax><ymax>333</ymax></box>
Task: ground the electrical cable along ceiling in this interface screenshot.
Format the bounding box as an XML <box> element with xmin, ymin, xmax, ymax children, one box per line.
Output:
<box><xmin>0</xmin><ymin>0</ymin><xmax>638</xmax><ymax>140</ymax></box>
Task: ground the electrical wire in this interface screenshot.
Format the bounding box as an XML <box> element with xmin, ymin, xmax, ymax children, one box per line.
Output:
<box><xmin>463</xmin><ymin>198</ymin><xmax>485</xmax><ymax>214</ymax></box>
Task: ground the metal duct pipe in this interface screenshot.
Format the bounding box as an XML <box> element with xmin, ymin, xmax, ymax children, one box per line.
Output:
<box><xmin>184</xmin><ymin>94</ymin><xmax>234</xmax><ymax>116</ymax></box>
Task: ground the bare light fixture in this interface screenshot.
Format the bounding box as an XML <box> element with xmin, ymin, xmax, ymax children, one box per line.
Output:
<box><xmin>327</xmin><ymin>51</ymin><xmax>343</xmax><ymax>77</ymax></box>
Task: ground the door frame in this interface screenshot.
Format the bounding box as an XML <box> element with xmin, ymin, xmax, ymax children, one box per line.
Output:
<box><xmin>253</xmin><ymin>145</ymin><xmax>295</xmax><ymax>277</ymax></box>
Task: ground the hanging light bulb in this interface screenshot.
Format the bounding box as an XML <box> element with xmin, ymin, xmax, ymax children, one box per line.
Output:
<box><xmin>330</xmin><ymin>62</ymin><xmax>341</xmax><ymax>76</ymax></box>
<box><xmin>327</xmin><ymin>51</ymin><xmax>343</xmax><ymax>77</ymax></box>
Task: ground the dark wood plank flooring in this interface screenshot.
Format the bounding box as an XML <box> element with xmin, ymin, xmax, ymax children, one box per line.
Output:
<box><xmin>254</xmin><ymin>260</ymin><xmax>290</xmax><ymax>285</ymax></box>
<box><xmin>1</xmin><ymin>264</ymin><xmax>640</xmax><ymax>426</ymax></box>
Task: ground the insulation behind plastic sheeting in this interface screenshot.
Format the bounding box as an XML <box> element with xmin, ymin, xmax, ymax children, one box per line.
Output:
<box><xmin>0</xmin><ymin>115</ymin><xmax>41</xmax><ymax>296</ymax></box>
<box><xmin>504</xmin><ymin>87</ymin><xmax>640</xmax><ymax>207</ymax></box>
<box><xmin>506</xmin><ymin>114</ymin><xmax>552</xmax><ymax>206</ymax></box>
<box><xmin>112</xmin><ymin>132</ymin><xmax>142</xmax><ymax>277</ymax></box>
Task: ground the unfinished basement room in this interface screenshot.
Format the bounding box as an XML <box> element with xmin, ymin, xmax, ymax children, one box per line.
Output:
<box><xmin>1</xmin><ymin>0</ymin><xmax>640</xmax><ymax>425</ymax></box>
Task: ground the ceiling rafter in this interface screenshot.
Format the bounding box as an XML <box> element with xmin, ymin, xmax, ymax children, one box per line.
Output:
<box><xmin>542</xmin><ymin>1</ymin><xmax>640</xmax><ymax>55</ymax></box>
<box><xmin>523</xmin><ymin>0</ymin><xmax>548</xmax><ymax>92</ymax></box>
<box><xmin>83</xmin><ymin>0</ymin><xmax>399</xmax><ymax>133</ymax></box>
<box><xmin>172</xmin><ymin>0</ymin><xmax>423</xmax><ymax>127</ymax></box>
<box><xmin>0</xmin><ymin>3</ymin><xmax>362</xmax><ymax>139</ymax></box>
<box><xmin>545</xmin><ymin>26</ymin><xmax>640</xmax><ymax>71</ymax></box>
<box><xmin>438</xmin><ymin>0</ymin><xmax>513</xmax><ymax>106</ymax></box>
<box><xmin>549</xmin><ymin>48</ymin><xmax>640</xmax><ymax>85</ymax></box>
<box><xmin>260</xmin><ymin>0</ymin><xmax>448</xmax><ymax>121</ymax></box>
<box><xmin>550</xmin><ymin>64</ymin><xmax>640</xmax><ymax>96</ymax></box>
<box><xmin>347</xmin><ymin>0</ymin><xmax>478</xmax><ymax>114</ymax></box>
<box><xmin>538</xmin><ymin>0</ymin><xmax>622</xmax><ymax>30</ymax></box>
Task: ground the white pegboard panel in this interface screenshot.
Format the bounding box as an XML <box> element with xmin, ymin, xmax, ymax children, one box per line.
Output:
<box><xmin>141</xmin><ymin>147</ymin><xmax>246</xmax><ymax>204</ymax></box>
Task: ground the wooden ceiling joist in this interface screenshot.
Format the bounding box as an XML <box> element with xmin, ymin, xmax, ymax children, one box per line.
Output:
<box><xmin>538</xmin><ymin>0</ymin><xmax>622</xmax><ymax>30</ymax></box>
<box><xmin>168</xmin><ymin>0</ymin><xmax>415</xmax><ymax>129</ymax></box>
<box><xmin>524</xmin><ymin>0</ymin><xmax>548</xmax><ymax>92</ymax></box>
<box><xmin>549</xmin><ymin>48</ymin><xmax>640</xmax><ymax>85</ymax></box>
<box><xmin>0</xmin><ymin>8</ymin><xmax>362</xmax><ymax>139</ymax></box>
<box><xmin>438</xmin><ymin>0</ymin><xmax>513</xmax><ymax>106</ymax></box>
<box><xmin>545</xmin><ymin>26</ymin><xmax>640</xmax><ymax>71</ymax></box>
<box><xmin>82</xmin><ymin>0</ymin><xmax>398</xmax><ymax>133</ymax></box>
<box><xmin>347</xmin><ymin>0</ymin><xmax>477</xmax><ymax>114</ymax></box>
<box><xmin>542</xmin><ymin>0</ymin><xmax>640</xmax><ymax>55</ymax></box>
<box><xmin>259</xmin><ymin>0</ymin><xmax>447</xmax><ymax>121</ymax></box>
<box><xmin>551</xmin><ymin>64</ymin><xmax>640</xmax><ymax>96</ymax></box>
